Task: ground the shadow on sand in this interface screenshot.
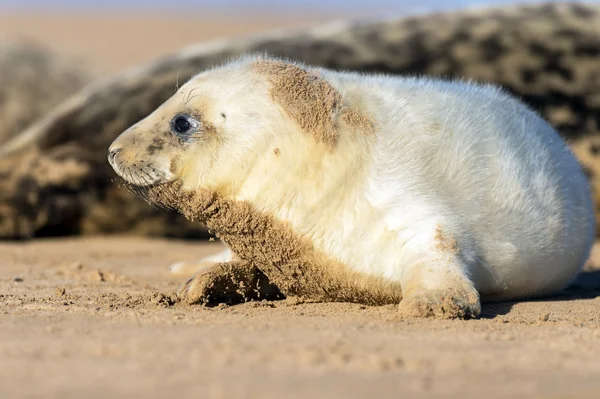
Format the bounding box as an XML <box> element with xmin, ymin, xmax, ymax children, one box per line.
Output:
<box><xmin>479</xmin><ymin>270</ymin><xmax>600</xmax><ymax>319</ymax></box>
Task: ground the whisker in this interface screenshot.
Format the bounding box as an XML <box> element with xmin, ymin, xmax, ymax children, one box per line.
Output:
<box><xmin>138</xmin><ymin>167</ymin><xmax>171</xmax><ymax>213</ymax></box>
<box><xmin>111</xmin><ymin>163</ymin><xmax>189</xmax><ymax>218</ymax></box>
<box><xmin>184</xmin><ymin>94</ymin><xmax>203</xmax><ymax>105</ymax></box>
<box><xmin>175</xmin><ymin>68</ymin><xmax>182</xmax><ymax>92</ymax></box>
<box><xmin>128</xmin><ymin>170</ymin><xmax>148</xmax><ymax>200</ymax></box>
<box><xmin>185</xmin><ymin>86</ymin><xmax>201</xmax><ymax>103</ymax></box>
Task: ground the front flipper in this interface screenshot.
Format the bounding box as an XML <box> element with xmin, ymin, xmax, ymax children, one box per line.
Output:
<box><xmin>397</xmin><ymin>248</ymin><xmax>481</xmax><ymax>319</ymax></box>
<box><xmin>398</xmin><ymin>287</ymin><xmax>480</xmax><ymax>319</ymax></box>
<box><xmin>177</xmin><ymin>260</ymin><xmax>283</xmax><ymax>306</ymax></box>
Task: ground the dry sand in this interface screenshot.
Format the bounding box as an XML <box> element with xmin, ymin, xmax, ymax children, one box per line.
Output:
<box><xmin>1</xmin><ymin>236</ymin><xmax>600</xmax><ymax>398</ymax></box>
<box><xmin>1</xmin><ymin>8</ymin><xmax>600</xmax><ymax>398</ymax></box>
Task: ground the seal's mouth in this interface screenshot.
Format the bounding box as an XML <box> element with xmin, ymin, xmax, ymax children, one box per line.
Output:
<box><xmin>108</xmin><ymin>148</ymin><xmax>173</xmax><ymax>188</ymax></box>
<box><xmin>109</xmin><ymin>162</ymin><xmax>179</xmax><ymax>210</ymax></box>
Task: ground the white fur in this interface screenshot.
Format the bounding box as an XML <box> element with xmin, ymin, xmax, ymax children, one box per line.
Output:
<box><xmin>124</xmin><ymin>57</ymin><xmax>594</xmax><ymax>301</ymax></box>
<box><xmin>169</xmin><ymin>248</ymin><xmax>233</xmax><ymax>276</ymax></box>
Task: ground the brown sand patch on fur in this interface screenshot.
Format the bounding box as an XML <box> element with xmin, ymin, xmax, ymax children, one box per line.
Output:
<box><xmin>148</xmin><ymin>182</ymin><xmax>403</xmax><ymax>305</ymax></box>
<box><xmin>340</xmin><ymin>108</ymin><xmax>374</xmax><ymax>135</ymax></box>
<box><xmin>434</xmin><ymin>225</ymin><xmax>459</xmax><ymax>254</ymax></box>
<box><xmin>251</xmin><ymin>60</ymin><xmax>340</xmax><ymax>149</ymax></box>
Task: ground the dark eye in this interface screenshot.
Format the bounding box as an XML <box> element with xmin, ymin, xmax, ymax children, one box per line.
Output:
<box><xmin>174</xmin><ymin>116</ymin><xmax>190</xmax><ymax>133</ymax></box>
<box><xmin>170</xmin><ymin>114</ymin><xmax>198</xmax><ymax>136</ymax></box>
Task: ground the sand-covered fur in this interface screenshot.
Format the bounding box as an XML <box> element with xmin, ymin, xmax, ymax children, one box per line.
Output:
<box><xmin>150</xmin><ymin>184</ymin><xmax>405</xmax><ymax>306</ymax></box>
<box><xmin>253</xmin><ymin>60</ymin><xmax>341</xmax><ymax>148</ymax></box>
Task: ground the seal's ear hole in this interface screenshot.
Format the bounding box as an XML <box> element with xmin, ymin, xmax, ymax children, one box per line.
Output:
<box><xmin>221</xmin><ymin>113</ymin><xmax>226</xmax><ymax>119</ymax></box>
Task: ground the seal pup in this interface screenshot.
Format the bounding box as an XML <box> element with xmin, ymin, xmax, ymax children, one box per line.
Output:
<box><xmin>107</xmin><ymin>55</ymin><xmax>594</xmax><ymax>318</ymax></box>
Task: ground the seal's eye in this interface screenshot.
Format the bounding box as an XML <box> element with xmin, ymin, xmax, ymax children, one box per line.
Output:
<box><xmin>170</xmin><ymin>114</ymin><xmax>198</xmax><ymax>137</ymax></box>
<box><xmin>174</xmin><ymin>116</ymin><xmax>190</xmax><ymax>133</ymax></box>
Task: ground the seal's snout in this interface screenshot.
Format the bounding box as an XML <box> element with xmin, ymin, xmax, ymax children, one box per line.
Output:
<box><xmin>106</xmin><ymin>136</ymin><xmax>174</xmax><ymax>186</ymax></box>
<box><xmin>107</xmin><ymin>146</ymin><xmax>122</xmax><ymax>165</ymax></box>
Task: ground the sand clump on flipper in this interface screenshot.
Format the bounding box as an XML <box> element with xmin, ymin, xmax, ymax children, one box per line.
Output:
<box><xmin>148</xmin><ymin>183</ymin><xmax>403</xmax><ymax>306</ymax></box>
<box><xmin>176</xmin><ymin>260</ymin><xmax>284</xmax><ymax>305</ymax></box>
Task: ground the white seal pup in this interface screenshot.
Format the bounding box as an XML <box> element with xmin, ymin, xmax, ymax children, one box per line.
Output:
<box><xmin>108</xmin><ymin>56</ymin><xmax>594</xmax><ymax>319</ymax></box>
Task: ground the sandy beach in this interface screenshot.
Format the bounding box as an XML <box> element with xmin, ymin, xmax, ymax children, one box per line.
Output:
<box><xmin>1</xmin><ymin>7</ymin><xmax>600</xmax><ymax>398</ymax></box>
<box><xmin>1</xmin><ymin>237</ymin><xmax>600</xmax><ymax>398</ymax></box>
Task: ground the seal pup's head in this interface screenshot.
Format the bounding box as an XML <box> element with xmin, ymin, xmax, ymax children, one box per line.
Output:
<box><xmin>108</xmin><ymin>55</ymin><xmax>371</xmax><ymax>208</ymax></box>
<box><xmin>107</xmin><ymin>56</ymin><xmax>397</xmax><ymax>307</ymax></box>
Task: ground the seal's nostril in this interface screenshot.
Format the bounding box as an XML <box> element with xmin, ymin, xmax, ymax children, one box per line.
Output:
<box><xmin>108</xmin><ymin>147</ymin><xmax>122</xmax><ymax>164</ymax></box>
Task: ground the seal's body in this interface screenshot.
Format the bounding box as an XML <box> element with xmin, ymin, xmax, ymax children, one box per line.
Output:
<box><xmin>108</xmin><ymin>56</ymin><xmax>594</xmax><ymax>318</ymax></box>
